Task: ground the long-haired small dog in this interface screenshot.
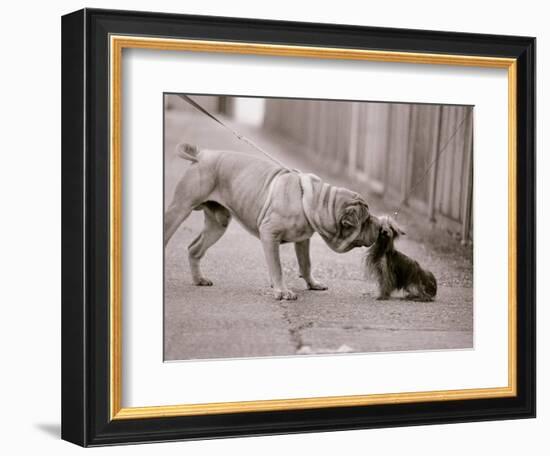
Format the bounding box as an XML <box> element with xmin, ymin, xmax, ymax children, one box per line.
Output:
<box><xmin>364</xmin><ymin>216</ymin><xmax>437</xmax><ymax>301</ymax></box>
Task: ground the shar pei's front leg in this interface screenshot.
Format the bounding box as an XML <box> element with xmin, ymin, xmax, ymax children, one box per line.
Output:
<box><xmin>294</xmin><ymin>239</ymin><xmax>328</xmax><ymax>291</ymax></box>
<box><xmin>260</xmin><ymin>231</ymin><xmax>297</xmax><ymax>301</ymax></box>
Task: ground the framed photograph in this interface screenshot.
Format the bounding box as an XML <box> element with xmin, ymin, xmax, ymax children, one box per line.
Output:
<box><xmin>61</xmin><ymin>8</ymin><xmax>535</xmax><ymax>446</ymax></box>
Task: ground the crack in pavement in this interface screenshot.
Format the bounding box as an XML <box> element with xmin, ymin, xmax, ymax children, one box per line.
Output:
<box><xmin>279</xmin><ymin>301</ymin><xmax>314</xmax><ymax>352</ymax></box>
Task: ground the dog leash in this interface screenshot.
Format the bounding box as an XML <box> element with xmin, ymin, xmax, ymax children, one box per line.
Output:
<box><xmin>176</xmin><ymin>94</ymin><xmax>293</xmax><ymax>171</ymax></box>
<box><xmin>392</xmin><ymin>108</ymin><xmax>473</xmax><ymax>219</ymax></box>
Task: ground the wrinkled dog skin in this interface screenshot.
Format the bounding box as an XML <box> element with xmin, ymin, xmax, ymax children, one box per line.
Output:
<box><xmin>165</xmin><ymin>143</ymin><xmax>381</xmax><ymax>300</ymax></box>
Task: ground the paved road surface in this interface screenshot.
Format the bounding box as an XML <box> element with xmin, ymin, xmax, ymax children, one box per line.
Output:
<box><xmin>163</xmin><ymin>106</ymin><xmax>473</xmax><ymax>361</ymax></box>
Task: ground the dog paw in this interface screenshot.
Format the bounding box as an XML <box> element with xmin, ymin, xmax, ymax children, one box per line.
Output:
<box><xmin>307</xmin><ymin>281</ymin><xmax>328</xmax><ymax>291</ymax></box>
<box><xmin>194</xmin><ymin>277</ymin><xmax>213</xmax><ymax>286</ymax></box>
<box><xmin>274</xmin><ymin>289</ymin><xmax>297</xmax><ymax>300</ymax></box>
<box><xmin>404</xmin><ymin>293</ymin><xmax>427</xmax><ymax>301</ymax></box>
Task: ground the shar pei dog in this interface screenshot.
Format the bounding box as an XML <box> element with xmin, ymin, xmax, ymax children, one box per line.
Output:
<box><xmin>164</xmin><ymin>143</ymin><xmax>381</xmax><ymax>300</ymax></box>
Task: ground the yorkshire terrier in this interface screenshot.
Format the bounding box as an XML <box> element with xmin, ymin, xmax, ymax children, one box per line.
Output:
<box><xmin>364</xmin><ymin>216</ymin><xmax>437</xmax><ymax>301</ymax></box>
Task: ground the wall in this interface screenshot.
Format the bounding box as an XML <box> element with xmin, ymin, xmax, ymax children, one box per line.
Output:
<box><xmin>0</xmin><ymin>1</ymin><xmax>544</xmax><ymax>456</ymax></box>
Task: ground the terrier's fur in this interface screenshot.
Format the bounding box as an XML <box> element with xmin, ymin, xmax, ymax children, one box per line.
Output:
<box><xmin>364</xmin><ymin>216</ymin><xmax>437</xmax><ymax>301</ymax></box>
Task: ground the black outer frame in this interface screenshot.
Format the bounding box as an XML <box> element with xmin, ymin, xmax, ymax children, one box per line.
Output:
<box><xmin>61</xmin><ymin>8</ymin><xmax>536</xmax><ymax>447</ymax></box>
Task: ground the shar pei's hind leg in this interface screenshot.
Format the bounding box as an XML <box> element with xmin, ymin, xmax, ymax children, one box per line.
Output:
<box><xmin>188</xmin><ymin>202</ymin><xmax>232</xmax><ymax>286</ymax></box>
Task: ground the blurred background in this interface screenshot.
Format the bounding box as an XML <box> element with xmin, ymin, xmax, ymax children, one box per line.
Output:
<box><xmin>165</xmin><ymin>94</ymin><xmax>473</xmax><ymax>243</ymax></box>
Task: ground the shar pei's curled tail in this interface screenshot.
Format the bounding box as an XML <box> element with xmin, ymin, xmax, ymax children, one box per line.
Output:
<box><xmin>175</xmin><ymin>142</ymin><xmax>200</xmax><ymax>162</ymax></box>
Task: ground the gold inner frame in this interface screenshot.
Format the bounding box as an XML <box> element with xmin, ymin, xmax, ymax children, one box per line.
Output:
<box><xmin>109</xmin><ymin>35</ymin><xmax>518</xmax><ymax>420</ymax></box>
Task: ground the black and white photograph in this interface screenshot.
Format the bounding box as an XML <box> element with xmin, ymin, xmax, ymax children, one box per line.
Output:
<box><xmin>163</xmin><ymin>94</ymin><xmax>474</xmax><ymax>361</ymax></box>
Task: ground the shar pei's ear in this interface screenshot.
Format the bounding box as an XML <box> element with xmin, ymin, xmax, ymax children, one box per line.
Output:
<box><xmin>339</xmin><ymin>201</ymin><xmax>370</xmax><ymax>229</ymax></box>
